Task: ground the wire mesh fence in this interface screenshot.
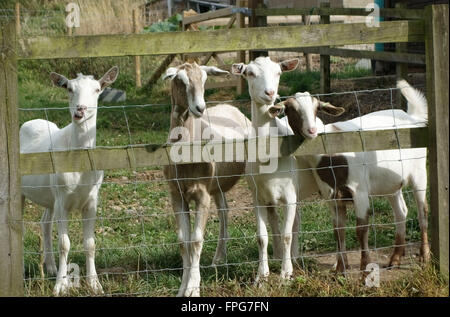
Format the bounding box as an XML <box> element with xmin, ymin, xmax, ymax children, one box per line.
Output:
<box><xmin>18</xmin><ymin>85</ymin><xmax>428</xmax><ymax>296</ymax></box>
<box><xmin>2</xmin><ymin>3</ymin><xmax>444</xmax><ymax>297</ymax></box>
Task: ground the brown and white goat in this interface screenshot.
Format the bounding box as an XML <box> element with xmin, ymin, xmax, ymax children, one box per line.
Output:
<box><xmin>279</xmin><ymin>81</ymin><xmax>429</xmax><ymax>273</ymax></box>
<box><xmin>162</xmin><ymin>62</ymin><xmax>251</xmax><ymax>296</ymax></box>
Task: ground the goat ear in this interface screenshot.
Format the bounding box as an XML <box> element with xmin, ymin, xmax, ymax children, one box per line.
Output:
<box><xmin>50</xmin><ymin>72</ymin><xmax>69</xmax><ymax>89</ymax></box>
<box><xmin>163</xmin><ymin>67</ymin><xmax>178</xmax><ymax>80</ymax></box>
<box><xmin>283</xmin><ymin>98</ymin><xmax>298</xmax><ymax>110</ymax></box>
<box><xmin>268</xmin><ymin>102</ymin><xmax>285</xmax><ymax>118</ymax></box>
<box><xmin>231</xmin><ymin>63</ymin><xmax>247</xmax><ymax>76</ymax></box>
<box><xmin>200</xmin><ymin>66</ymin><xmax>229</xmax><ymax>76</ymax></box>
<box><xmin>319</xmin><ymin>101</ymin><xmax>345</xmax><ymax>116</ymax></box>
<box><xmin>99</xmin><ymin>66</ymin><xmax>119</xmax><ymax>90</ymax></box>
<box><xmin>279</xmin><ymin>58</ymin><xmax>300</xmax><ymax>72</ymax></box>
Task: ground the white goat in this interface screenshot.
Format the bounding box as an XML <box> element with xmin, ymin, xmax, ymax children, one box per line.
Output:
<box><xmin>20</xmin><ymin>67</ymin><xmax>119</xmax><ymax>295</ymax></box>
<box><xmin>162</xmin><ymin>62</ymin><xmax>252</xmax><ymax>296</ymax></box>
<box><xmin>231</xmin><ymin>57</ymin><xmax>326</xmax><ymax>282</ymax></box>
<box><xmin>279</xmin><ymin>80</ymin><xmax>429</xmax><ymax>273</ymax></box>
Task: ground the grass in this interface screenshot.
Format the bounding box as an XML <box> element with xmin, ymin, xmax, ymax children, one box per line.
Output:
<box><xmin>277</xmin><ymin>65</ymin><xmax>372</xmax><ymax>97</ymax></box>
<box><xmin>7</xmin><ymin>6</ymin><xmax>445</xmax><ymax>296</ymax></box>
<box><xmin>1</xmin><ymin>0</ymin><xmax>147</xmax><ymax>36</ymax></box>
<box><xmin>16</xmin><ymin>52</ymin><xmax>447</xmax><ymax>297</ymax></box>
<box><xmin>22</xmin><ymin>169</ymin><xmax>441</xmax><ymax>297</ymax></box>
<box><xmin>19</xmin><ymin>57</ymin><xmax>447</xmax><ymax>297</ymax></box>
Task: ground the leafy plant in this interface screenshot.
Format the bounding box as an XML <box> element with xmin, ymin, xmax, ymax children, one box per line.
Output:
<box><xmin>142</xmin><ymin>13</ymin><xmax>182</xmax><ymax>33</ymax></box>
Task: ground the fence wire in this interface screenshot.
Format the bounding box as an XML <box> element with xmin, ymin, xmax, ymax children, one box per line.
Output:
<box><xmin>18</xmin><ymin>84</ymin><xmax>428</xmax><ymax>297</ymax></box>
<box><xmin>0</xmin><ymin>8</ymin><xmax>429</xmax><ymax>297</ymax></box>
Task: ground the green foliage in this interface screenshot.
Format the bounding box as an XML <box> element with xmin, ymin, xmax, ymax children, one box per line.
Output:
<box><xmin>331</xmin><ymin>65</ymin><xmax>372</xmax><ymax>79</ymax></box>
<box><xmin>279</xmin><ymin>65</ymin><xmax>372</xmax><ymax>96</ymax></box>
<box><xmin>280</xmin><ymin>71</ymin><xmax>321</xmax><ymax>96</ymax></box>
<box><xmin>142</xmin><ymin>13</ymin><xmax>182</xmax><ymax>33</ymax></box>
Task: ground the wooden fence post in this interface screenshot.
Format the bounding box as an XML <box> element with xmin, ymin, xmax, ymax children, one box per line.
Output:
<box><xmin>133</xmin><ymin>8</ymin><xmax>142</xmax><ymax>88</ymax></box>
<box><xmin>249</xmin><ymin>0</ymin><xmax>267</xmax><ymax>60</ymax></box>
<box><xmin>425</xmin><ymin>4</ymin><xmax>449</xmax><ymax>280</ymax></box>
<box><xmin>0</xmin><ymin>21</ymin><xmax>23</xmax><ymax>297</ymax></box>
<box><xmin>320</xmin><ymin>2</ymin><xmax>331</xmax><ymax>94</ymax></box>
<box><xmin>396</xmin><ymin>2</ymin><xmax>408</xmax><ymax>109</ymax></box>
<box><xmin>236</xmin><ymin>0</ymin><xmax>246</xmax><ymax>95</ymax></box>
<box><xmin>302</xmin><ymin>14</ymin><xmax>312</xmax><ymax>71</ymax></box>
<box><xmin>14</xmin><ymin>3</ymin><xmax>21</xmax><ymax>37</ymax></box>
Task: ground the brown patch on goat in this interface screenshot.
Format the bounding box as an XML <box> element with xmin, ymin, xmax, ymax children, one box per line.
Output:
<box><xmin>316</xmin><ymin>155</ymin><xmax>353</xmax><ymax>201</ymax></box>
<box><xmin>388</xmin><ymin>233</ymin><xmax>406</xmax><ymax>267</ymax></box>
<box><xmin>333</xmin><ymin>202</ymin><xmax>349</xmax><ymax>274</ymax></box>
<box><xmin>283</xmin><ymin>98</ymin><xmax>304</xmax><ymax>137</ymax></box>
<box><xmin>420</xmin><ymin>203</ymin><xmax>431</xmax><ymax>263</ymax></box>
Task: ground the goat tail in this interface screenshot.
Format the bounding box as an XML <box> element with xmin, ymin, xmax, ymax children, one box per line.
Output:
<box><xmin>397</xmin><ymin>79</ymin><xmax>428</xmax><ymax>122</ymax></box>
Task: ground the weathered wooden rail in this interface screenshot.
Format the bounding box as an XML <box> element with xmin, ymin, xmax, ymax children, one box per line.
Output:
<box><xmin>0</xmin><ymin>4</ymin><xmax>448</xmax><ymax>296</ymax></box>
<box><xmin>19</xmin><ymin>128</ymin><xmax>428</xmax><ymax>175</ymax></box>
<box><xmin>16</xmin><ymin>20</ymin><xmax>424</xmax><ymax>59</ymax></box>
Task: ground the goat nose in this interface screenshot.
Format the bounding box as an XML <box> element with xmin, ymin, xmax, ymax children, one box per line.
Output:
<box><xmin>308</xmin><ymin>127</ymin><xmax>317</xmax><ymax>135</ymax></box>
<box><xmin>265</xmin><ymin>89</ymin><xmax>275</xmax><ymax>97</ymax></box>
<box><xmin>196</xmin><ymin>105</ymin><xmax>205</xmax><ymax>113</ymax></box>
<box><xmin>77</xmin><ymin>105</ymin><xmax>87</xmax><ymax>111</ymax></box>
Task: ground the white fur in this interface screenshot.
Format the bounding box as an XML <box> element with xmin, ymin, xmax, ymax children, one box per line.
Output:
<box><xmin>232</xmin><ymin>57</ymin><xmax>319</xmax><ymax>281</ymax></box>
<box><xmin>21</xmin><ymin>68</ymin><xmax>118</xmax><ymax>295</ymax></box>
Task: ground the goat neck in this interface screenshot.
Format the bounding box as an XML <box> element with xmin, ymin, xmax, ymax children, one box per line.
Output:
<box><xmin>69</xmin><ymin>112</ymin><xmax>97</xmax><ymax>149</ymax></box>
<box><xmin>250</xmin><ymin>99</ymin><xmax>276</xmax><ymax>137</ymax></box>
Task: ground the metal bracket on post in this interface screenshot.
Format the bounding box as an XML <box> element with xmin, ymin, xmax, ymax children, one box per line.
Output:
<box><xmin>231</xmin><ymin>7</ymin><xmax>252</xmax><ymax>16</ymax></box>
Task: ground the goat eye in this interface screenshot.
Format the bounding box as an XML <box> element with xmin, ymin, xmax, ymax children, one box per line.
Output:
<box><xmin>95</xmin><ymin>88</ymin><xmax>100</xmax><ymax>93</ymax></box>
<box><xmin>67</xmin><ymin>87</ymin><xmax>73</xmax><ymax>93</ymax></box>
<box><xmin>247</xmin><ymin>71</ymin><xmax>254</xmax><ymax>77</ymax></box>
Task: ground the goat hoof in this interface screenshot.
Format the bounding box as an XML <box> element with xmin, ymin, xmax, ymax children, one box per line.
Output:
<box><xmin>280</xmin><ymin>272</ymin><xmax>293</xmax><ymax>282</ymax></box>
<box><xmin>88</xmin><ymin>278</ymin><xmax>103</xmax><ymax>295</ymax></box>
<box><xmin>53</xmin><ymin>278</ymin><xmax>70</xmax><ymax>296</ymax></box>
<box><xmin>386</xmin><ymin>256</ymin><xmax>402</xmax><ymax>269</ymax></box>
<box><xmin>254</xmin><ymin>274</ymin><xmax>269</xmax><ymax>287</ymax></box>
